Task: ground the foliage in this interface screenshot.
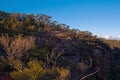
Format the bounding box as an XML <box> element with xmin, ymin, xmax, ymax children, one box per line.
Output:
<box><xmin>0</xmin><ymin>11</ymin><xmax>119</xmax><ymax>80</ymax></box>
<box><xmin>10</xmin><ymin>60</ymin><xmax>70</xmax><ymax>80</ymax></box>
<box><xmin>10</xmin><ymin>60</ymin><xmax>45</xmax><ymax>80</ymax></box>
<box><xmin>0</xmin><ymin>34</ymin><xmax>35</xmax><ymax>72</ymax></box>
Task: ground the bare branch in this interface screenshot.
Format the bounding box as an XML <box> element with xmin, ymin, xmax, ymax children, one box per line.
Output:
<box><xmin>0</xmin><ymin>35</ymin><xmax>35</xmax><ymax>71</ymax></box>
<box><xmin>80</xmin><ymin>67</ymin><xmax>100</xmax><ymax>80</ymax></box>
<box><xmin>74</xmin><ymin>56</ymin><xmax>98</xmax><ymax>80</ymax></box>
<box><xmin>46</xmin><ymin>48</ymin><xmax>64</xmax><ymax>68</ymax></box>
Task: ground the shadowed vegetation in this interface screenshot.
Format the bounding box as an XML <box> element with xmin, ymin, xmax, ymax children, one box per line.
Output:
<box><xmin>0</xmin><ymin>11</ymin><xmax>120</xmax><ymax>80</ymax></box>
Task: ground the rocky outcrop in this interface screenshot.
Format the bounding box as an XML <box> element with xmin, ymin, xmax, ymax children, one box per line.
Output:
<box><xmin>112</xmin><ymin>47</ymin><xmax>120</xmax><ymax>79</ymax></box>
<box><xmin>93</xmin><ymin>45</ymin><xmax>113</xmax><ymax>80</ymax></box>
<box><xmin>36</xmin><ymin>31</ymin><xmax>113</xmax><ymax>80</ymax></box>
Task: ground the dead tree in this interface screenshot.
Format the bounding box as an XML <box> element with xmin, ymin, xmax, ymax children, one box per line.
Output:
<box><xmin>46</xmin><ymin>48</ymin><xmax>64</xmax><ymax>68</ymax></box>
<box><xmin>69</xmin><ymin>56</ymin><xmax>100</xmax><ymax>80</ymax></box>
<box><xmin>0</xmin><ymin>35</ymin><xmax>35</xmax><ymax>72</ymax></box>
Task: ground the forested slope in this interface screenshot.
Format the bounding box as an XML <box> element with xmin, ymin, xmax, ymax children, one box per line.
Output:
<box><xmin>0</xmin><ymin>11</ymin><xmax>120</xmax><ymax>80</ymax></box>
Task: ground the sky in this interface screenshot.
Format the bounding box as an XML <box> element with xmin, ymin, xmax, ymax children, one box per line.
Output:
<box><xmin>0</xmin><ymin>0</ymin><xmax>120</xmax><ymax>39</ymax></box>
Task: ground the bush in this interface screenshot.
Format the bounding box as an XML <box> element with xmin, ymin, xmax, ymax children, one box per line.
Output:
<box><xmin>11</xmin><ymin>60</ymin><xmax>45</xmax><ymax>80</ymax></box>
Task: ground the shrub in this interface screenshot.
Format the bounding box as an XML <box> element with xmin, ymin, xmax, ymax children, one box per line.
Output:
<box><xmin>11</xmin><ymin>60</ymin><xmax>45</xmax><ymax>80</ymax></box>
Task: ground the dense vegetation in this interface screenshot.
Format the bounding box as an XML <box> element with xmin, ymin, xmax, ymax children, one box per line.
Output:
<box><xmin>0</xmin><ymin>11</ymin><xmax>120</xmax><ymax>80</ymax></box>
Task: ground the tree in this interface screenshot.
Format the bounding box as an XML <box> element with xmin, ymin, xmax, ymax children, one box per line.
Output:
<box><xmin>0</xmin><ymin>35</ymin><xmax>35</xmax><ymax>72</ymax></box>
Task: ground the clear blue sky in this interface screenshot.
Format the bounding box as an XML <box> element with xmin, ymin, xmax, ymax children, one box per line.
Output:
<box><xmin>0</xmin><ymin>0</ymin><xmax>120</xmax><ymax>37</ymax></box>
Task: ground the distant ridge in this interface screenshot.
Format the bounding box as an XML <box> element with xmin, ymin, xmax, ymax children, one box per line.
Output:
<box><xmin>101</xmin><ymin>35</ymin><xmax>120</xmax><ymax>40</ymax></box>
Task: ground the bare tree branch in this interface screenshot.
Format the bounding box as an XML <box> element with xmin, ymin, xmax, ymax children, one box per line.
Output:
<box><xmin>46</xmin><ymin>48</ymin><xmax>64</xmax><ymax>68</ymax></box>
<box><xmin>80</xmin><ymin>67</ymin><xmax>100</xmax><ymax>80</ymax></box>
<box><xmin>0</xmin><ymin>35</ymin><xmax>35</xmax><ymax>71</ymax></box>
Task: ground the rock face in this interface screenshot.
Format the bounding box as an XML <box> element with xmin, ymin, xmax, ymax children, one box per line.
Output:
<box><xmin>112</xmin><ymin>47</ymin><xmax>120</xmax><ymax>79</ymax></box>
<box><xmin>36</xmin><ymin>31</ymin><xmax>113</xmax><ymax>80</ymax></box>
<box><xmin>93</xmin><ymin>45</ymin><xmax>113</xmax><ymax>80</ymax></box>
<box><xmin>68</xmin><ymin>45</ymin><xmax>113</xmax><ymax>80</ymax></box>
